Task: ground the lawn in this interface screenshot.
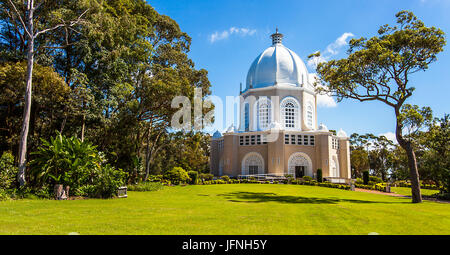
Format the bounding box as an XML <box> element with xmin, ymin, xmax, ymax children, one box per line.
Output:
<box><xmin>0</xmin><ymin>184</ymin><xmax>449</xmax><ymax>235</ymax></box>
<box><xmin>391</xmin><ymin>186</ymin><xmax>440</xmax><ymax>196</ymax></box>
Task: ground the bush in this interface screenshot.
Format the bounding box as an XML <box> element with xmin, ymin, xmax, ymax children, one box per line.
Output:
<box><xmin>221</xmin><ymin>175</ymin><xmax>230</xmax><ymax>183</ymax></box>
<box><xmin>0</xmin><ymin>152</ymin><xmax>18</xmax><ymax>190</ymax></box>
<box><xmin>164</xmin><ymin>167</ymin><xmax>190</xmax><ymax>185</ymax></box>
<box><xmin>199</xmin><ymin>173</ymin><xmax>214</xmax><ymax>181</ymax></box>
<box><xmin>128</xmin><ymin>182</ymin><xmax>164</xmax><ymax>192</ymax></box>
<box><xmin>437</xmin><ymin>193</ymin><xmax>450</xmax><ymax>201</ymax></box>
<box><xmin>369</xmin><ymin>176</ymin><xmax>383</xmax><ymax>183</ymax></box>
<box><xmin>363</xmin><ymin>171</ymin><xmax>369</xmax><ymax>185</ymax></box>
<box><xmin>75</xmin><ymin>164</ymin><xmax>126</xmax><ymax>198</ymax></box>
<box><xmin>0</xmin><ymin>189</ymin><xmax>9</xmax><ymax>201</ymax></box>
<box><xmin>302</xmin><ymin>176</ymin><xmax>313</xmax><ymax>181</ymax></box>
<box><xmin>27</xmin><ymin>133</ymin><xmax>125</xmax><ymax>198</ymax></box>
<box><xmin>316</xmin><ymin>169</ymin><xmax>323</xmax><ymax>183</ymax></box>
<box><xmin>29</xmin><ymin>132</ymin><xmax>102</xmax><ymax>190</ymax></box>
<box><xmin>93</xmin><ymin>164</ymin><xmax>127</xmax><ymax>198</ymax></box>
<box><xmin>187</xmin><ymin>171</ymin><xmax>199</xmax><ymax>185</ymax></box>
<box><xmin>355</xmin><ymin>178</ymin><xmax>364</xmax><ymax>184</ymax></box>
<box><xmin>147</xmin><ymin>175</ymin><xmax>163</xmax><ymax>182</ymax></box>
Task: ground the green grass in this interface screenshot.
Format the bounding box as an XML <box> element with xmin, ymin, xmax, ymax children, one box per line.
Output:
<box><xmin>0</xmin><ymin>184</ymin><xmax>449</xmax><ymax>235</ymax></box>
<box><xmin>391</xmin><ymin>186</ymin><xmax>440</xmax><ymax>196</ymax></box>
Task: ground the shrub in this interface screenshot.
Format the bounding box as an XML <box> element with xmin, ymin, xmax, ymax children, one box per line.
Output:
<box><xmin>0</xmin><ymin>189</ymin><xmax>9</xmax><ymax>201</ymax></box>
<box><xmin>0</xmin><ymin>152</ymin><xmax>18</xmax><ymax>190</ymax></box>
<box><xmin>355</xmin><ymin>178</ymin><xmax>364</xmax><ymax>184</ymax></box>
<box><xmin>164</xmin><ymin>167</ymin><xmax>190</xmax><ymax>185</ymax></box>
<box><xmin>187</xmin><ymin>171</ymin><xmax>199</xmax><ymax>185</ymax></box>
<box><xmin>316</xmin><ymin>169</ymin><xmax>323</xmax><ymax>183</ymax></box>
<box><xmin>363</xmin><ymin>171</ymin><xmax>369</xmax><ymax>185</ymax></box>
<box><xmin>302</xmin><ymin>176</ymin><xmax>313</xmax><ymax>181</ymax></box>
<box><xmin>128</xmin><ymin>182</ymin><xmax>164</xmax><ymax>192</ymax></box>
<box><xmin>216</xmin><ymin>179</ymin><xmax>226</xmax><ymax>184</ymax></box>
<box><xmin>93</xmin><ymin>164</ymin><xmax>127</xmax><ymax>198</ymax></box>
<box><xmin>29</xmin><ymin>132</ymin><xmax>102</xmax><ymax>190</ymax></box>
<box><xmin>369</xmin><ymin>176</ymin><xmax>383</xmax><ymax>183</ymax></box>
<box><xmin>147</xmin><ymin>175</ymin><xmax>163</xmax><ymax>182</ymax></box>
<box><xmin>199</xmin><ymin>173</ymin><xmax>214</xmax><ymax>181</ymax></box>
<box><xmin>75</xmin><ymin>164</ymin><xmax>126</xmax><ymax>198</ymax></box>
<box><xmin>27</xmin><ymin>133</ymin><xmax>125</xmax><ymax>198</ymax></box>
<box><xmin>221</xmin><ymin>175</ymin><xmax>230</xmax><ymax>183</ymax></box>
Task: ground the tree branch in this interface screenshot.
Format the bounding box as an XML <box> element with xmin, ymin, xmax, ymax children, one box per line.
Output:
<box><xmin>6</xmin><ymin>0</ymin><xmax>32</xmax><ymax>38</ymax></box>
<box><xmin>34</xmin><ymin>8</ymin><xmax>89</xmax><ymax>38</ymax></box>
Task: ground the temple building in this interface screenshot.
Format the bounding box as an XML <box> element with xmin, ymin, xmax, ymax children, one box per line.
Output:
<box><xmin>210</xmin><ymin>30</ymin><xmax>351</xmax><ymax>183</ymax></box>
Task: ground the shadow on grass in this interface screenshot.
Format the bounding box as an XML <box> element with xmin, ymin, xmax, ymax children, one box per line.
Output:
<box><xmin>218</xmin><ymin>192</ymin><xmax>409</xmax><ymax>204</ymax></box>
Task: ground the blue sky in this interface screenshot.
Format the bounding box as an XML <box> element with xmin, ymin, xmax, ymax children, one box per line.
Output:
<box><xmin>149</xmin><ymin>0</ymin><xmax>450</xmax><ymax>140</ymax></box>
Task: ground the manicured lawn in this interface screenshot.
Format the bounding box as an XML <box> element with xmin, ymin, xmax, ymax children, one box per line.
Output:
<box><xmin>391</xmin><ymin>186</ymin><xmax>440</xmax><ymax>196</ymax></box>
<box><xmin>0</xmin><ymin>184</ymin><xmax>449</xmax><ymax>235</ymax></box>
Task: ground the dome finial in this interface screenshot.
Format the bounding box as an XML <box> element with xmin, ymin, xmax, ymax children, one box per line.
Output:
<box><xmin>271</xmin><ymin>28</ymin><xmax>283</xmax><ymax>45</ymax></box>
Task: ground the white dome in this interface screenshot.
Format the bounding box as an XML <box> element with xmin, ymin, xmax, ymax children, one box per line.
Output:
<box><xmin>226</xmin><ymin>124</ymin><xmax>236</xmax><ymax>133</ymax></box>
<box><xmin>337</xmin><ymin>129</ymin><xmax>348</xmax><ymax>138</ymax></box>
<box><xmin>318</xmin><ymin>123</ymin><xmax>329</xmax><ymax>132</ymax></box>
<box><xmin>246</xmin><ymin>31</ymin><xmax>309</xmax><ymax>90</ymax></box>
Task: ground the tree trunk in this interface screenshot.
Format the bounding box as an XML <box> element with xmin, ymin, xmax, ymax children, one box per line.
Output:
<box><xmin>17</xmin><ymin>3</ymin><xmax>34</xmax><ymax>187</ymax></box>
<box><xmin>395</xmin><ymin>110</ymin><xmax>422</xmax><ymax>203</ymax></box>
<box><xmin>81</xmin><ymin>114</ymin><xmax>85</xmax><ymax>142</ymax></box>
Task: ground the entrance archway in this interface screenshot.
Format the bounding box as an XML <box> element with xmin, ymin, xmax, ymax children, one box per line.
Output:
<box><xmin>287</xmin><ymin>152</ymin><xmax>313</xmax><ymax>178</ymax></box>
<box><xmin>242</xmin><ymin>152</ymin><xmax>264</xmax><ymax>175</ymax></box>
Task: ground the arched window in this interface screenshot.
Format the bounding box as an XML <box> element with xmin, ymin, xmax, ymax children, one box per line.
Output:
<box><xmin>258</xmin><ymin>98</ymin><xmax>271</xmax><ymax>130</ymax></box>
<box><xmin>244</xmin><ymin>103</ymin><xmax>250</xmax><ymax>131</ymax></box>
<box><xmin>281</xmin><ymin>97</ymin><xmax>300</xmax><ymax>130</ymax></box>
<box><xmin>307</xmin><ymin>103</ymin><xmax>314</xmax><ymax>129</ymax></box>
<box><xmin>330</xmin><ymin>157</ymin><xmax>340</xmax><ymax>177</ymax></box>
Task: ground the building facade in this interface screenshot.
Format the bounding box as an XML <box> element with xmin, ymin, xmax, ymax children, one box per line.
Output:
<box><xmin>210</xmin><ymin>30</ymin><xmax>351</xmax><ymax>183</ymax></box>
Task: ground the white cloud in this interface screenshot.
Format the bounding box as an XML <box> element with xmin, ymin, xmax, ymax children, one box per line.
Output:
<box><xmin>378</xmin><ymin>132</ymin><xmax>398</xmax><ymax>144</ymax></box>
<box><xmin>209</xmin><ymin>27</ymin><xmax>257</xmax><ymax>43</ymax></box>
<box><xmin>307</xmin><ymin>32</ymin><xmax>354</xmax><ymax>69</ymax></box>
<box><xmin>317</xmin><ymin>93</ymin><xmax>337</xmax><ymax>108</ymax></box>
<box><xmin>309</xmin><ymin>73</ymin><xmax>337</xmax><ymax>108</ymax></box>
<box><xmin>306</xmin><ymin>33</ymin><xmax>354</xmax><ymax>108</ymax></box>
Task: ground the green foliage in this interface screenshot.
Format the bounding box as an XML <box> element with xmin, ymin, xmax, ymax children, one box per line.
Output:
<box><xmin>29</xmin><ymin>132</ymin><xmax>101</xmax><ymax>188</ymax></box>
<box><xmin>363</xmin><ymin>171</ymin><xmax>370</xmax><ymax>185</ymax></box>
<box><xmin>0</xmin><ymin>189</ymin><xmax>9</xmax><ymax>201</ymax></box>
<box><xmin>0</xmin><ymin>0</ymin><xmax>213</xmax><ymax>186</ymax></box>
<box><xmin>369</xmin><ymin>176</ymin><xmax>383</xmax><ymax>183</ymax></box>
<box><xmin>302</xmin><ymin>176</ymin><xmax>313</xmax><ymax>181</ymax></box>
<box><xmin>312</xmin><ymin>10</ymin><xmax>446</xmax><ymax>203</ymax></box>
<box><xmin>199</xmin><ymin>173</ymin><xmax>214</xmax><ymax>181</ymax></box>
<box><xmin>316</xmin><ymin>169</ymin><xmax>323</xmax><ymax>183</ymax></box>
<box><xmin>0</xmin><ymin>152</ymin><xmax>18</xmax><ymax>190</ymax></box>
<box><xmin>188</xmin><ymin>171</ymin><xmax>199</xmax><ymax>185</ymax></box>
<box><xmin>164</xmin><ymin>167</ymin><xmax>190</xmax><ymax>185</ymax></box>
<box><xmin>93</xmin><ymin>164</ymin><xmax>127</xmax><ymax>198</ymax></box>
<box><xmin>0</xmin><ymin>62</ymin><xmax>70</xmax><ymax>155</ymax></box>
<box><xmin>28</xmin><ymin>132</ymin><xmax>125</xmax><ymax>198</ymax></box>
<box><xmin>221</xmin><ymin>175</ymin><xmax>230</xmax><ymax>183</ymax></box>
<box><xmin>128</xmin><ymin>182</ymin><xmax>164</xmax><ymax>192</ymax></box>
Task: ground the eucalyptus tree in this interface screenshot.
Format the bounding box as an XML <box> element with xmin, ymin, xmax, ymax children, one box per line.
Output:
<box><xmin>1</xmin><ymin>0</ymin><xmax>89</xmax><ymax>186</ymax></box>
<box><xmin>311</xmin><ymin>11</ymin><xmax>446</xmax><ymax>202</ymax></box>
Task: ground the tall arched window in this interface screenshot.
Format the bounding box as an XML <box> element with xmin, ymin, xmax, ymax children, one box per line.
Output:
<box><xmin>307</xmin><ymin>103</ymin><xmax>314</xmax><ymax>129</ymax></box>
<box><xmin>258</xmin><ymin>98</ymin><xmax>271</xmax><ymax>130</ymax></box>
<box><xmin>281</xmin><ymin>97</ymin><xmax>300</xmax><ymax>130</ymax></box>
<box><xmin>244</xmin><ymin>103</ymin><xmax>250</xmax><ymax>131</ymax></box>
